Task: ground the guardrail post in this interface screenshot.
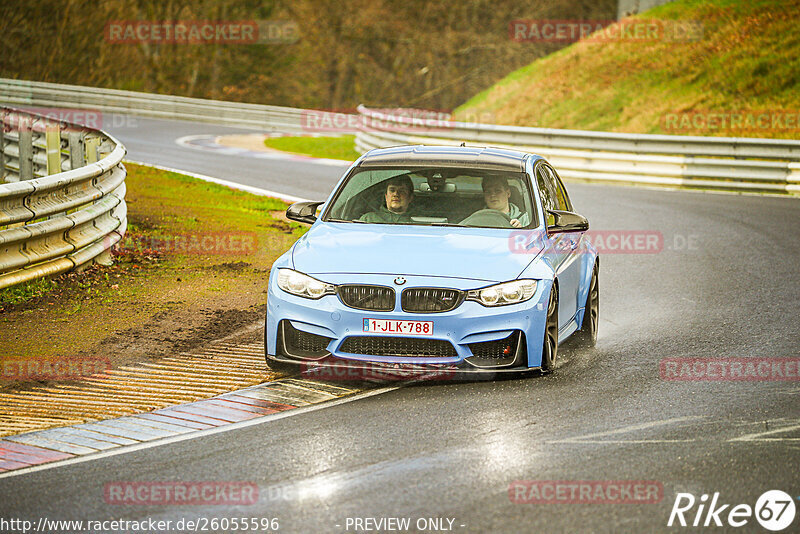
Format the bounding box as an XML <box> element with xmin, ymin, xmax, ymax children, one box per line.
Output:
<box><xmin>68</xmin><ymin>131</ymin><xmax>85</xmax><ymax>170</ymax></box>
<box><xmin>18</xmin><ymin>116</ymin><xmax>34</xmax><ymax>181</ymax></box>
<box><xmin>0</xmin><ymin>109</ymin><xmax>5</xmax><ymax>183</ymax></box>
<box><xmin>788</xmin><ymin>163</ymin><xmax>800</xmax><ymax>196</ymax></box>
<box><xmin>94</xmin><ymin>249</ymin><xmax>114</xmax><ymax>266</ymax></box>
<box><xmin>85</xmin><ymin>136</ymin><xmax>100</xmax><ymax>164</ymax></box>
<box><xmin>45</xmin><ymin>125</ymin><xmax>61</xmax><ymax>175</ymax></box>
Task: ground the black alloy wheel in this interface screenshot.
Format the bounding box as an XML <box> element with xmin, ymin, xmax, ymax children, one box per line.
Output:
<box><xmin>541</xmin><ymin>285</ymin><xmax>559</xmax><ymax>372</ymax></box>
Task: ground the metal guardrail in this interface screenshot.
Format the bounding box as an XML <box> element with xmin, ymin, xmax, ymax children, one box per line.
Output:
<box><xmin>4</xmin><ymin>78</ymin><xmax>797</xmax><ymax>194</ymax></box>
<box><xmin>355</xmin><ymin>106</ymin><xmax>800</xmax><ymax>194</ymax></box>
<box><xmin>0</xmin><ymin>107</ymin><xmax>127</xmax><ymax>290</ymax></box>
<box><xmin>0</xmin><ymin>78</ymin><xmax>313</xmax><ymax>133</ymax></box>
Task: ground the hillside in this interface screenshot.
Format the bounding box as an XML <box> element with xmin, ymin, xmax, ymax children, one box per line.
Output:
<box><xmin>0</xmin><ymin>0</ymin><xmax>615</xmax><ymax>112</ymax></box>
<box><xmin>454</xmin><ymin>0</ymin><xmax>800</xmax><ymax>139</ymax></box>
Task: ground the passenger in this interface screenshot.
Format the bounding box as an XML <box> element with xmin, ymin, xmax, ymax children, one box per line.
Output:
<box><xmin>481</xmin><ymin>176</ymin><xmax>530</xmax><ymax>228</ymax></box>
<box><xmin>359</xmin><ymin>175</ymin><xmax>415</xmax><ymax>223</ymax></box>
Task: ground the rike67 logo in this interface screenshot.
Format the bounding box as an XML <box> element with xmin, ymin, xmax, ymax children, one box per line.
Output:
<box><xmin>668</xmin><ymin>490</ymin><xmax>796</xmax><ymax>531</ymax></box>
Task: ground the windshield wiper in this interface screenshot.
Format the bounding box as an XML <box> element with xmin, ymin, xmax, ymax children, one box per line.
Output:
<box><xmin>327</xmin><ymin>218</ymin><xmax>367</xmax><ymax>223</ymax></box>
<box><xmin>430</xmin><ymin>222</ymin><xmax>464</xmax><ymax>227</ymax></box>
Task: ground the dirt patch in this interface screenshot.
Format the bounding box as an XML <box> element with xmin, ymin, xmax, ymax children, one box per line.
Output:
<box><xmin>270</xmin><ymin>210</ymin><xmax>293</xmax><ymax>225</ymax></box>
<box><xmin>0</xmin><ymin>162</ymin><xmax>306</xmax><ymax>397</ymax></box>
<box><xmin>215</xmin><ymin>133</ymin><xmax>271</xmax><ymax>152</ymax></box>
<box><xmin>211</xmin><ymin>261</ymin><xmax>254</xmax><ymax>272</ymax></box>
<box><xmin>93</xmin><ymin>304</ymin><xmax>266</xmax><ymax>363</ymax></box>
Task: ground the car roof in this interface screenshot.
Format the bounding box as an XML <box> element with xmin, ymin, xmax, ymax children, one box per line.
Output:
<box><xmin>357</xmin><ymin>145</ymin><xmax>541</xmax><ymax>172</ymax></box>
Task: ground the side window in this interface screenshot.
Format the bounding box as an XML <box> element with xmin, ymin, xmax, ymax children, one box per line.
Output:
<box><xmin>556</xmin><ymin>179</ymin><xmax>573</xmax><ymax>212</ymax></box>
<box><xmin>545</xmin><ymin>165</ymin><xmax>571</xmax><ymax>212</ymax></box>
<box><xmin>535</xmin><ymin>166</ymin><xmax>556</xmax><ymax>226</ymax></box>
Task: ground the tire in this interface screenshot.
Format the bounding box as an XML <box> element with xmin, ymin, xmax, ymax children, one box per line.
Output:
<box><xmin>541</xmin><ymin>285</ymin><xmax>559</xmax><ymax>372</ymax></box>
<box><xmin>573</xmin><ymin>263</ymin><xmax>599</xmax><ymax>348</ymax></box>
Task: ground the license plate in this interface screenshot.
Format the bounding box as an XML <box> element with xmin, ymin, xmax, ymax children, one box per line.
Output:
<box><xmin>363</xmin><ymin>319</ymin><xmax>433</xmax><ymax>335</ymax></box>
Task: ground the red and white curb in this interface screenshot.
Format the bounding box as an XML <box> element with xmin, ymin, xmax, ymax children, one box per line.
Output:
<box><xmin>0</xmin><ymin>378</ymin><xmax>371</xmax><ymax>476</ymax></box>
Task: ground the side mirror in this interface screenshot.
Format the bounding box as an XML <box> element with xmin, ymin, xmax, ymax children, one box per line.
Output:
<box><xmin>286</xmin><ymin>201</ymin><xmax>324</xmax><ymax>225</ymax></box>
<box><xmin>547</xmin><ymin>209</ymin><xmax>589</xmax><ymax>234</ymax></box>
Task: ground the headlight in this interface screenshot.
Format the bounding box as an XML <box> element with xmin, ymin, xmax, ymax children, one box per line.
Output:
<box><xmin>466</xmin><ymin>280</ymin><xmax>537</xmax><ymax>307</ymax></box>
<box><xmin>277</xmin><ymin>269</ymin><xmax>336</xmax><ymax>299</ymax></box>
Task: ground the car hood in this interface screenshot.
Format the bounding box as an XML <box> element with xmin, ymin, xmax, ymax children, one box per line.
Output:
<box><xmin>291</xmin><ymin>222</ymin><xmax>543</xmax><ymax>282</ymax></box>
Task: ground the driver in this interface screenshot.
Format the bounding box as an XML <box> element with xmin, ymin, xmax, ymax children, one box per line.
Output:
<box><xmin>481</xmin><ymin>176</ymin><xmax>529</xmax><ymax>228</ymax></box>
<box><xmin>359</xmin><ymin>175</ymin><xmax>415</xmax><ymax>223</ymax></box>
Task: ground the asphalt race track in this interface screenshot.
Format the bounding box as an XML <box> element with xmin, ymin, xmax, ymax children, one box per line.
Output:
<box><xmin>1</xmin><ymin>117</ymin><xmax>798</xmax><ymax>533</ymax></box>
<box><xmin>107</xmin><ymin>116</ymin><xmax>344</xmax><ymax>200</ymax></box>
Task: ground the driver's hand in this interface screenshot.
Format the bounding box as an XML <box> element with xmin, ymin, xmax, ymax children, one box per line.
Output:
<box><xmin>510</xmin><ymin>218</ymin><xmax>522</xmax><ymax>228</ymax></box>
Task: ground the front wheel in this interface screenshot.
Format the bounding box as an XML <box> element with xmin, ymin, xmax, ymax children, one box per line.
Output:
<box><xmin>573</xmin><ymin>263</ymin><xmax>599</xmax><ymax>348</ymax></box>
<box><xmin>541</xmin><ymin>285</ymin><xmax>559</xmax><ymax>372</ymax></box>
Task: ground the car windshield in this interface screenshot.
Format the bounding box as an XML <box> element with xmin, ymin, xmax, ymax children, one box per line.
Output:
<box><xmin>322</xmin><ymin>167</ymin><xmax>538</xmax><ymax>229</ymax></box>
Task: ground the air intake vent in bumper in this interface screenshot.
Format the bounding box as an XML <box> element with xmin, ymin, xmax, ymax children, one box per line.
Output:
<box><xmin>280</xmin><ymin>320</ymin><xmax>332</xmax><ymax>360</ymax></box>
<box><xmin>465</xmin><ymin>331</ymin><xmax>524</xmax><ymax>368</ymax></box>
<box><xmin>340</xmin><ymin>336</ymin><xmax>457</xmax><ymax>358</ymax></box>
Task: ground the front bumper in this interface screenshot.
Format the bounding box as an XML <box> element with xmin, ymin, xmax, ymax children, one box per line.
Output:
<box><xmin>266</xmin><ymin>273</ymin><xmax>551</xmax><ymax>370</ymax></box>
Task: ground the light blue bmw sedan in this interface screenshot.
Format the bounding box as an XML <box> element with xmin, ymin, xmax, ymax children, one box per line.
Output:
<box><xmin>265</xmin><ymin>145</ymin><xmax>598</xmax><ymax>376</ymax></box>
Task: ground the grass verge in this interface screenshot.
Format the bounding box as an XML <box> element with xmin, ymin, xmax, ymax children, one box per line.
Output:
<box><xmin>455</xmin><ymin>0</ymin><xmax>800</xmax><ymax>139</ymax></box>
<box><xmin>263</xmin><ymin>135</ymin><xmax>360</xmax><ymax>161</ymax></box>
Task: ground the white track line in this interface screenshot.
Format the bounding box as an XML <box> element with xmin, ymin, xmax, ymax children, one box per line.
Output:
<box><xmin>729</xmin><ymin>420</ymin><xmax>800</xmax><ymax>442</ymax></box>
<box><xmin>124</xmin><ymin>160</ymin><xmax>311</xmax><ymax>204</ymax></box>
<box><xmin>546</xmin><ymin>416</ymin><xmax>703</xmax><ymax>444</ymax></box>
<box><xmin>0</xmin><ymin>386</ymin><xmax>398</xmax><ymax>480</ymax></box>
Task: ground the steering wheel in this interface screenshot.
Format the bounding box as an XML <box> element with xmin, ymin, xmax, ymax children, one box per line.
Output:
<box><xmin>459</xmin><ymin>209</ymin><xmax>513</xmax><ymax>228</ymax></box>
<box><xmin>349</xmin><ymin>195</ymin><xmax>383</xmax><ymax>221</ymax></box>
